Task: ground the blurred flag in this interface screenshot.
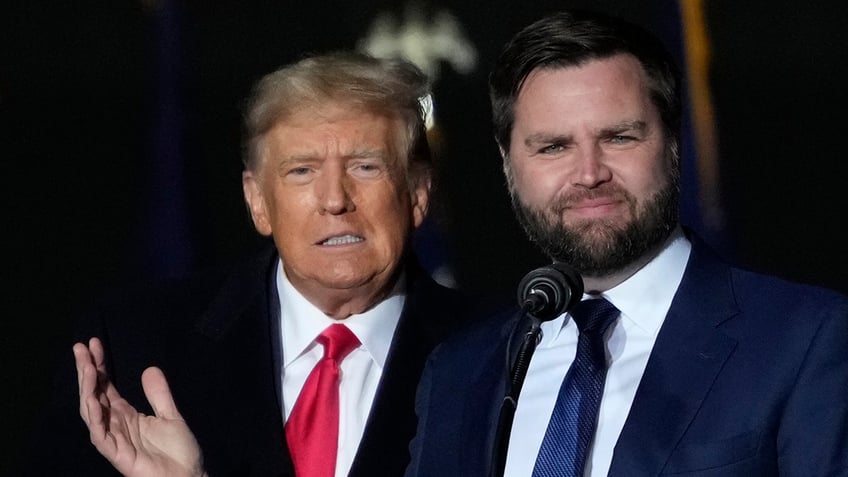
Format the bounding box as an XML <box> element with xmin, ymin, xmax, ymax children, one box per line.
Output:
<box><xmin>662</xmin><ymin>0</ymin><xmax>731</xmax><ymax>253</ymax></box>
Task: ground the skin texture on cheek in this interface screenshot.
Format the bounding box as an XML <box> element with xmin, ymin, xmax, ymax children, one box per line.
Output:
<box><xmin>242</xmin><ymin>105</ymin><xmax>428</xmax><ymax>317</ymax></box>
<box><xmin>505</xmin><ymin>57</ymin><xmax>678</xmax><ymax>280</ymax></box>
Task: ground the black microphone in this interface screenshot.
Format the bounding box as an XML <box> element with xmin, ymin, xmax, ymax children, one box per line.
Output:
<box><xmin>517</xmin><ymin>261</ymin><xmax>584</xmax><ymax>321</ymax></box>
<box><xmin>492</xmin><ymin>262</ymin><xmax>584</xmax><ymax>477</ymax></box>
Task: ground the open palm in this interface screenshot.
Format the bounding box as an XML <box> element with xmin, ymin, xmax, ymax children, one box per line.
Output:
<box><xmin>74</xmin><ymin>338</ymin><xmax>207</xmax><ymax>477</ymax></box>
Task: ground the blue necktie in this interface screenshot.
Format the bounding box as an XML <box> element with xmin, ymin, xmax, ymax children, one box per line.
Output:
<box><xmin>532</xmin><ymin>298</ymin><xmax>620</xmax><ymax>477</ymax></box>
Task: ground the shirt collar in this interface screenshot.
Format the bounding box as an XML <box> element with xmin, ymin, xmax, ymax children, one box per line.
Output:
<box><xmin>277</xmin><ymin>261</ymin><xmax>405</xmax><ymax>369</ymax></box>
<box><xmin>541</xmin><ymin>225</ymin><xmax>691</xmax><ymax>340</ymax></box>
<box><xmin>602</xmin><ymin>225</ymin><xmax>691</xmax><ymax>335</ymax></box>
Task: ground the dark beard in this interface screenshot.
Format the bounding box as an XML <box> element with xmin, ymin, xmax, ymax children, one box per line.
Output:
<box><xmin>510</xmin><ymin>178</ymin><xmax>679</xmax><ymax>278</ymax></box>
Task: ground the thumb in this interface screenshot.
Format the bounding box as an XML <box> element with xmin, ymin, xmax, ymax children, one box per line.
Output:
<box><xmin>141</xmin><ymin>366</ymin><xmax>183</xmax><ymax>420</ymax></box>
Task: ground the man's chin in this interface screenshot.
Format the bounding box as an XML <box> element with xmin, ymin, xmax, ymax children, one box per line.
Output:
<box><xmin>314</xmin><ymin>273</ymin><xmax>373</xmax><ymax>291</ymax></box>
<box><xmin>317</xmin><ymin>265</ymin><xmax>396</xmax><ymax>291</ymax></box>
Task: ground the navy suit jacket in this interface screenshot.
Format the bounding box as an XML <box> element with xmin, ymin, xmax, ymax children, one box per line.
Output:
<box><xmin>27</xmin><ymin>242</ymin><xmax>467</xmax><ymax>476</ymax></box>
<box><xmin>406</xmin><ymin>233</ymin><xmax>848</xmax><ymax>476</ymax></box>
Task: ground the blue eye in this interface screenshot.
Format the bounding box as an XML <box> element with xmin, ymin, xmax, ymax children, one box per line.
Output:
<box><xmin>540</xmin><ymin>144</ymin><xmax>565</xmax><ymax>154</ymax></box>
<box><xmin>349</xmin><ymin>159</ymin><xmax>386</xmax><ymax>178</ymax></box>
<box><xmin>609</xmin><ymin>135</ymin><xmax>635</xmax><ymax>144</ymax></box>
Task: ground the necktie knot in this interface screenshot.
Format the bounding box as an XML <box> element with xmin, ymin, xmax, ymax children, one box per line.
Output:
<box><xmin>569</xmin><ymin>297</ymin><xmax>619</xmax><ymax>337</ymax></box>
<box><xmin>317</xmin><ymin>323</ymin><xmax>360</xmax><ymax>361</ymax></box>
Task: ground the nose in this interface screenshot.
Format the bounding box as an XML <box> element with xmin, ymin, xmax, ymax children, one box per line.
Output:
<box><xmin>574</xmin><ymin>144</ymin><xmax>612</xmax><ymax>188</ymax></box>
<box><xmin>316</xmin><ymin>166</ymin><xmax>355</xmax><ymax>215</ymax></box>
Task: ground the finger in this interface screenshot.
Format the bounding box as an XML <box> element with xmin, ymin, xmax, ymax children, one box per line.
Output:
<box><xmin>77</xmin><ymin>357</ymin><xmax>100</xmax><ymax>424</ymax></box>
<box><xmin>85</xmin><ymin>393</ymin><xmax>117</xmax><ymax>458</ymax></box>
<box><xmin>73</xmin><ymin>342</ymin><xmax>95</xmax><ymax>398</ymax></box>
<box><xmin>74</xmin><ymin>339</ymin><xmax>118</xmax><ymax>423</ymax></box>
<box><xmin>86</xmin><ymin>338</ymin><xmax>128</xmax><ymax>405</ymax></box>
<box><xmin>87</xmin><ymin>394</ymin><xmax>141</xmax><ymax>473</ymax></box>
<box><xmin>88</xmin><ymin>337</ymin><xmax>108</xmax><ymax>372</ymax></box>
<box><xmin>141</xmin><ymin>366</ymin><xmax>183</xmax><ymax>420</ymax></box>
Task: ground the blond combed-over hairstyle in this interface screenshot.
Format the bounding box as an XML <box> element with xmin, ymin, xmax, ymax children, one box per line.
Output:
<box><xmin>242</xmin><ymin>51</ymin><xmax>433</xmax><ymax>191</ymax></box>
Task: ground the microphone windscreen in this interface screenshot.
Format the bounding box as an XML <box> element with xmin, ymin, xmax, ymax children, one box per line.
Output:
<box><xmin>516</xmin><ymin>262</ymin><xmax>584</xmax><ymax>321</ymax></box>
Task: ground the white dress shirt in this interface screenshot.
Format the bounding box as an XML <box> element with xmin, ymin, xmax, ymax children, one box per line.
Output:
<box><xmin>505</xmin><ymin>227</ymin><xmax>691</xmax><ymax>477</ymax></box>
<box><xmin>275</xmin><ymin>261</ymin><xmax>404</xmax><ymax>477</ymax></box>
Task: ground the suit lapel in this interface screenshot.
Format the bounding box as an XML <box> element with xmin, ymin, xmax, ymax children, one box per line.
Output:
<box><xmin>610</xmin><ymin>237</ymin><xmax>740</xmax><ymax>475</ymax></box>
<box><xmin>189</xmin><ymin>243</ymin><xmax>295</xmax><ymax>476</ymax></box>
<box><xmin>187</xmin><ymin>252</ymin><xmax>462</xmax><ymax>476</ymax></box>
<box><xmin>349</xmin><ymin>263</ymin><xmax>463</xmax><ymax>477</ymax></box>
<box><xmin>478</xmin><ymin>310</ymin><xmax>538</xmax><ymax>477</ymax></box>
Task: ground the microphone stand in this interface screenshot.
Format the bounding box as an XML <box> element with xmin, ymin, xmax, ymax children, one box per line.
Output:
<box><xmin>490</xmin><ymin>261</ymin><xmax>583</xmax><ymax>477</ymax></box>
<box><xmin>491</xmin><ymin>307</ymin><xmax>542</xmax><ymax>477</ymax></box>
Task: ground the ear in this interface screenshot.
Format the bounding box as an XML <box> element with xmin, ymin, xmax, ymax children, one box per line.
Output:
<box><xmin>242</xmin><ymin>170</ymin><xmax>273</xmax><ymax>236</ymax></box>
<box><xmin>499</xmin><ymin>146</ymin><xmax>512</xmax><ymax>180</ymax></box>
<box><xmin>410</xmin><ymin>174</ymin><xmax>431</xmax><ymax>229</ymax></box>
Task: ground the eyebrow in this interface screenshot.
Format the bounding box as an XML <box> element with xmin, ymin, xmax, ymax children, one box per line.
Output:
<box><xmin>346</xmin><ymin>148</ymin><xmax>388</xmax><ymax>160</ymax></box>
<box><xmin>282</xmin><ymin>147</ymin><xmax>388</xmax><ymax>163</ymax></box>
<box><xmin>523</xmin><ymin>120</ymin><xmax>649</xmax><ymax>147</ymax></box>
<box><xmin>523</xmin><ymin>133</ymin><xmax>573</xmax><ymax>148</ymax></box>
<box><xmin>599</xmin><ymin>120</ymin><xmax>648</xmax><ymax>136</ymax></box>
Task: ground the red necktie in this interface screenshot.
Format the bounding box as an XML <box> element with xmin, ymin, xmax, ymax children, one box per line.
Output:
<box><xmin>286</xmin><ymin>324</ymin><xmax>360</xmax><ymax>477</ymax></box>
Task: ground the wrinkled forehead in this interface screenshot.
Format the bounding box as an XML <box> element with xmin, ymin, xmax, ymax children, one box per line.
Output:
<box><xmin>257</xmin><ymin>103</ymin><xmax>406</xmax><ymax>165</ymax></box>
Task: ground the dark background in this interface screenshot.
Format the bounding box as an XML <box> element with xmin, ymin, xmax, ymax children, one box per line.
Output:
<box><xmin>3</xmin><ymin>1</ymin><xmax>846</xmax><ymax>474</ymax></box>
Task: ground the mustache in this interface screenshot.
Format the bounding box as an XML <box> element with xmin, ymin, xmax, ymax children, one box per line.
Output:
<box><xmin>549</xmin><ymin>185</ymin><xmax>633</xmax><ymax>214</ymax></box>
